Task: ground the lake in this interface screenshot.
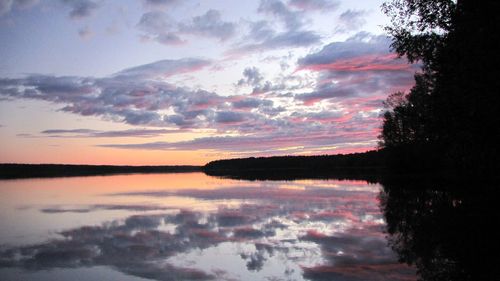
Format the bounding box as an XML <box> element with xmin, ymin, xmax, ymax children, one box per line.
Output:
<box><xmin>0</xmin><ymin>172</ymin><xmax>418</xmax><ymax>280</ymax></box>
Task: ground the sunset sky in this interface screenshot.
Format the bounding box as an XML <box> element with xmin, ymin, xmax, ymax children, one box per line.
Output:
<box><xmin>0</xmin><ymin>0</ymin><xmax>416</xmax><ymax>165</ymax></box>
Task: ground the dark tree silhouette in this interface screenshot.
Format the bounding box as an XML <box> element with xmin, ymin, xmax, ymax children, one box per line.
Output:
<box><xmin>379</xmin><ymin>0</ymin><xmax>500</xmax><ymax>175</ymax></box>
<box><xmin>380</xmin><ymin>178</ymin><xmax>500</xmax><ymax>281</ymax></box>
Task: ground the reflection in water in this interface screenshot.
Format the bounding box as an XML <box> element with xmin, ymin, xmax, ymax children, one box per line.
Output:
<box><xmin>0</xmin><ymin>174</ymin><xmax>416</xmax><ymax>281</ymax></box>
<box><xmin>380</xmin><ymin>178</ymin><xmax>499</xmax><ymax>281</ymax></box>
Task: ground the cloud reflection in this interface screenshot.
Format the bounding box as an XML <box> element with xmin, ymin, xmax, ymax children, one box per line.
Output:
<box><xmin>0</xmin><ymin>181</ymin><xmax>415</xmax><ymax>281</ymax></box>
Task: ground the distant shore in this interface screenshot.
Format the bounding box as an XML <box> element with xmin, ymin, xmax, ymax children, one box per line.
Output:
<box><xmin>0</xmin><ymin>151</ymin><xmax>387</xmax><ymax>180</ymax></box>
<box><xmin>0</xmin><ymin>151</ymin><xmax>384</xmax><ymax>180</ymax></box>
<box><xmin>0</xmin><ymin>164</ymin><xmax>202</xmax><ymax>179</ymax></box>
<box><xmin>202</xmin><ymin>150</ymin><xmax>386</xmax><ymax>181</ymax></box>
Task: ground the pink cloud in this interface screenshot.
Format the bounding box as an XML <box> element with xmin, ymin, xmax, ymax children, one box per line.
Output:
<box><xmin>298</xmin><ymin>54</ymin><xmax>409</xmax><ymax>73</ymax></box>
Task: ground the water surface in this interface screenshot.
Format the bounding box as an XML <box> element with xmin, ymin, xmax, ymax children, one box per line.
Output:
<box><xmin>0</xmin><ymin>173</ymin><xmax>415</xmax><ymax>281</ymax></box>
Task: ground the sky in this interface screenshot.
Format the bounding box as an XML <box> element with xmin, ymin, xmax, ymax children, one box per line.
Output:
<box><xmin>0</xmin><ymin>0</ymin><xmax>416</xmax><ymax>165</ymax></box>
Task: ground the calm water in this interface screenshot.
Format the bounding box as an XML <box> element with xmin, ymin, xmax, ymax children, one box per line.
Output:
<box><xmin>0</xmin><ymin>173</ymin><xmax>415</xmax><ymax>281</ymax></box>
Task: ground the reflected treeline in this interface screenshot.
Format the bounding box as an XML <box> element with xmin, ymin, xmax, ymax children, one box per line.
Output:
<box><xmin>379</xmin><ymin>178</ymin><xmax>500</xmax><ymax>281</ymax></box>
<box><xmin>204</xmin><ymin>168</ymin><xmax>382</xmax><ymax>183</ymax></box>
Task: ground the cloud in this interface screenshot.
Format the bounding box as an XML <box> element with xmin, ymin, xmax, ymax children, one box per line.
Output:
<box><xmin>0</xmin><ymin>0</ymin><xmax>38</xmax><ymax>16</ymax></box>
<box><xmin>229</xmin><ymin>2</ymin><xmax>322</xmax><ymax>55</ymax></box>
<box><xmin>141</xmin><ymin>0</ymin><xmax>180</xmax><ymax>9</ymax></box>
<box><xmin>0</xmin><ymin>31</ymin><xmax>416</xmax><ymax>155</ymax></box>
<box><xmin>298</xmin><ymin>32</ymin><xmax>392</xmax><ymax>67</ymax></box>
<box><xmin>230</xmin><ymin>29</ymin><xmax>321</xmax><ymax>55</ymax></box>
<box><xmin>237</xmin><ymin>67</ymin><xmax>263</xmax><ymax>87</ymax></box>
<box><xmin>1</xmin><ymin>0</ymin><xmax>97</xmax><ymax>19</ymax></box>
<box><xmin>0</xmin><ymin>70</ymin><xmax>220</xmax><ymax>129</ymax></box>
<box><xmin>113</xmin><ymin>58</ymin><xmax>211</xmax><ymax>79</ymax></box>
<box><xmin>215</xmin><ymin>111</ymin><xmax>246</xmax><ymax>124</ymax></box>
<box><xmin>258</xmin><ymin>0</ymin><xmax>304</xmax><ymax>31</ymax></box>
<box><xmin>136</xmin><ymin>11</ymin><xmax>185</xmax><ymax>45</ymax></box>
<box><xmin>40</xmin><ymin>204</ymin><xmax>172</xmax><ymax>213</ymax></box>
<box><xmin>232</xmin><ymin>97</ymin><xmax>272</xmax><ymax>109</ymax></box>
<box><xmin>24</xmin><ymin>128</ymin><xmax>181</xmax><ymax>138</ymax></box>
<box><xmin>247</xmin><ymin>20</ymin><xmax>275</xmax><ymax>41</ymax></box>
<box><xmin>288</xmin><ymin>0</ymin><xmax>339</xmax><ymax>11</ymax></box>
<box><xmin>179</xmin><ymin>9</ymin><xmax>236</xmax><ymax>41</ymax></box>
<box><xmin>137</xmin><ymin>11</ymin><xmax>173</xmax><ymax>34</ymax></box>
<box><xmin>96</xmin><ymin>129</ymin><xmax>378</xmax><ymax>153</ymax></box>
<box><xmin>60</xmin><ymin>0</ymin><xmax>99</xmax><ymax>20</ymax></box>
<box><xmin>0</xmin><ymin>0</ymin><xmax>11</xmax><ymax>15</ymax></box>
<box><xmin>295</xmin><ymin>32</ymin><xmax>416</xmax><ymax>104</ymax></box>
<box><xmin>335</xmin><ymin>9</ymin><xmax>368</xmax><ymax>34</ymax></box>
<box><xmin>137</xmin><ymin>9</ymin><xmax>235</xmax><ymax>45</ymax></box>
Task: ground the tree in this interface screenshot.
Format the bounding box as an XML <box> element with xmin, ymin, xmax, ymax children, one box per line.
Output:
<box><xmin>380</xmin><ymin>0</ymin><xmax>500</xmax><ymax>175</ymax></box>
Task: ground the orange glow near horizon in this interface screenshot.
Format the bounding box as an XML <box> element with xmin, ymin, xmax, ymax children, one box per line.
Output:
<box><xmin>0</xmin><ymin>142</ymin><xmax>219</xmax><ymax>165</ymax></box>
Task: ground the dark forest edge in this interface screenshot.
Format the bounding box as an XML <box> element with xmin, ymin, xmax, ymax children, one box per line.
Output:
<box><xmin>201</xmin><ymin>148</ymin><xmax>484</xmax><ymax>182</ymax></box>
<box><xmin>1</xmin><ymin>150</ymin><xmax>386</xmax><ymax>180</ymax></box>
<box><xmin>0</xmin><ymin>164</ymin><xmax>201</xmax><ymax>179</ymax></box>
<box><xmin>2</xmin><ymin>147</ymin><xmax>492</xmax><ymax>181</ymax></box>
<box><xmin>203</xmin><ymin>150</ymin><xmax>386</xmax><ymax>182</ymax></box>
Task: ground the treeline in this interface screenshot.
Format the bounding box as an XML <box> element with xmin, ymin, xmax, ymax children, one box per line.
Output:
<box><xmin>379</xmin><ymin>1</ymin><xmax>500</xmax><ymax>176</ymax></box>
<box><xmin>0</xmin><ymin>164</ymin><xmax>201</xmax><ymax>179</ymax></box>
<box><xmin>203</xmin><ymin>150</ymin><xmax>386</xmax><ymax>181</ymax></box>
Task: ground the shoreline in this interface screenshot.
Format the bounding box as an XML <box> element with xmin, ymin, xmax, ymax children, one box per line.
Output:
<box><xmin>0</xmin><ymin>164</ymin><xmax>202</xmax><ymax>180</ymax></box>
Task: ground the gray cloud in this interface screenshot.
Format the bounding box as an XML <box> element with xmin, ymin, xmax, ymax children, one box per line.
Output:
<box><xmin>137</xmin><ymin>9</ymin><xmax>235</xmax><ymax>45</ymax></box>
<box><xmin>288</xmin><ymin>0</ymin><xmax>339</xmax><ymax>11</ymax></box>
<box><xmin>230</xmin><ymin>29</ymin><xmax>321</xmax><ymax>55</ymax></box>
<box><xmin>237</xmin><ymin>67</ymin><xmax>263</xmax><ymax>86</ymax></box>
<box><xmin>0</xmin><ymin>59</ymin><xmax>284</xmax><ymax>135</ymax></box>
<box><xmin>141</xmin><ymin>0</ymin><xmax>180</xmax><ymax>9</ymax></box>
<box><xmin>232</xmin><ymin>97</ymin><xmax>272</xmax><ymax>109</ymax></box>
<box><xmin>0</xmin><ymin>31</ymin><xmax>414</xmax><ymax>154</ymax></box>
<box><xmin>32</xmin><ymin>128</ymin><xmax>182</xmax><ymax>138</ymax></box>
<box><xmin>0</xmin><ymin>69</ymin><xmax>220</xmax><ymax>129</ymax></box>
<box><xmin>137</xmin><ymin>11</ymin><xmax>173</xmax><ymax>34</ymax></box>
<box><xmin>0</xmin><ymin>0</ymin><xmax>38</xmax><ymax>16</ymax></box>
<box><xmin>60</xmin><ymin>0</ymin><xmax>99</xmax><ymax>20</ymax></box>
<box><xmin>156</xmin><ymin>32</ymin><xmax>184</xmax><ymax>45</ymax></box>
<box><xmin>295</xmin><ymin>32</ymin><xmax>416</xmax><ymax>104</ymax></box>
<box><xmin>40</xmin><ymin>204</ymin><xmax>172</xmax><ymax>214</ymax></box>
<box><xmin>231</xmin><ymin>2</ymin><xmax>325</xmax><ymax>55</ymax></box>
<box><xmin>215</xmin><ymin>111</ymin><xmax>246</xmax><ymax>124</ymax></box>
<box><xmin>298</xmin><ymin>32</ymin><xmax>392</xmax><ymax>66</ymax></box>
<box><xmin>1</xmin><ymin>0</ymin><xmax>97</xmax><ymax>19</ymax></box>
<box><xmin>264</xmin><ymin>30</ymin><xmax>321</xmax><ymax>47</ymax></box>
<box><xmin>0</xmin><ymin>0</ymin><xmax>10</xmax><ymax>15</ymax></box>
<box><xmin>114</xmin><ymin>58</ymin><xmax>211</xmax><ymax>79</ymax></box>
<box><xmin>258</xmin><ymin>0</ymin><xmax>304</xmax><ymax>31</ymax></box>
<box><xmin>248</xmin><ymin>20</ymin><xmax>275</xmax><ymax>41</ymax></box>
<box><xmin>335</xmin><ymin>9</ymin><xmax>368</xmax><ymax>34</ymax></box>
<box><xmin>136</xmin><ymin>11</ymin><xmax>185</xmax><ymax>45</ymax></box>
<box><xmin>96</xmin><ymin>130</ymin><xmax>377</xmax><ymax>153</ymax></box>
<box><xmin>179</xmin><ymin>9</ymin><xmax>236</xmax><ymax>41</ymax></box>
<box><xmin>295</xmin><ymin>77</ymin><xmax>369</xmax><ymax>102</ymax></box>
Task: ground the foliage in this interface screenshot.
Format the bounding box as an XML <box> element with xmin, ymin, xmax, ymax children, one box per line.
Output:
<box><xmin>379</xmin><ymin>0</ymin><xmax>500</xmax><ymax>175</ymax></box>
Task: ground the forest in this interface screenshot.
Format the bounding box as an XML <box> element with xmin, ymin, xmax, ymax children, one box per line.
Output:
<box><xmin>379</xmin><ymin>0</ymin><xmax>499</xmax><ymax>176</ymax></box>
